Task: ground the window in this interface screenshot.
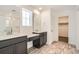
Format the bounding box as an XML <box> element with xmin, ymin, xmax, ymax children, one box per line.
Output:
<box><xmin>22</xmin><ymin>8</ymin><xmax>32</xmax><ymax>26</ymax></box>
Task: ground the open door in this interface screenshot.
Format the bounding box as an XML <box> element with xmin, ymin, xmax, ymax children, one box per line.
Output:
<box><xmin>58</xmin><ymin>16</ymin><xmax>69</xmax><ymax>43</ymax></box>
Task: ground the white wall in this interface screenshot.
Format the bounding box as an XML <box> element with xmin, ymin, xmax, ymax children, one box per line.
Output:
<box><xmin>76</xmin><ymin>11</ymin><xmax>79</xmax><ymax>49</ymax></box>
<box><xmin>51</xmin><ymin>10</ymin><xmax>58</xmax><ymax>41</ymax></box>
<box><xmin>33</xmin><ymin>10</ymin><xmax>41</xmax><ymax>32</ymax></box>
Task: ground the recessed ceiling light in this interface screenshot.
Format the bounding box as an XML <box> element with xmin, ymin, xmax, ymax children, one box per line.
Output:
<box><xmin>34</xmin><ymin>9</ymin><xmax>40</xmax><ymax>15</ymax></box>
<box><xmin>39</xmin><ymin>8</ymin><xmax>42</xmax><ymax>10</ymax></box>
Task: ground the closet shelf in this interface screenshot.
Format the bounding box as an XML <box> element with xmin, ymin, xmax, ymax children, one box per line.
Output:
<box><xmin>59</xmin><ymin>23</ymin><xmax>68</xmax><ymax>25</ymax></box>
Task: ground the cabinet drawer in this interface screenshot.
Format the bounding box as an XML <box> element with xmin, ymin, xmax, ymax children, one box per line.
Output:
<box><xmin>15</xmin><ymin>41</ymin><xmax>27</xmax><ymax>54</ymax></box>
<box><xmin>0</xmin><ymin>45</ymin><xmax>15</xmax><ymax>54</ymax></box>
<box><xmin>28</xmin><ymin>36</ymin><xmax>39</xmax><ymax>41</ymax></box>
<box><xmin>0</xmin><ymin>36</ymin><xmax>27</xmax><ymax>48</ymax></box>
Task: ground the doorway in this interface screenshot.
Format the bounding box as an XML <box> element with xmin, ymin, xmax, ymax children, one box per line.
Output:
<box><xmin>58</xmin><ymin>16</ymin><xmax>69</xmax><ymax>43</ymax></box>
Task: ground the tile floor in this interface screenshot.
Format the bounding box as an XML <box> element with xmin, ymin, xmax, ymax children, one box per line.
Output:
<box><xmin>28</xmin><ymin>41</ymin><xmax>79</xmax><ymax>54</ymax></box>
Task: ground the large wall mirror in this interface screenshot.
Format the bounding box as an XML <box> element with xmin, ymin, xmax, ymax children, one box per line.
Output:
<box><xmin>0</xmin><ymin>6</ymin><xmax>33</xmax><ymax>35</ymax></box>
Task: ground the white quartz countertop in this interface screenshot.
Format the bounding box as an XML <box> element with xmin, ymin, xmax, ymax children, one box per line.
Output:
<box><xmin>34</xmin><ymin>31</ymin><xmax>47</xmax><ymax>33</ymax></box>
<box><xmin>0</xmin><ymin>33</ymin><xmax>39</xmax><ymax>41</ymax></box>
<box><xmin>33</xmin><ymin>31</ymin><xmax>45</xmax><ymax>33</ymax></box>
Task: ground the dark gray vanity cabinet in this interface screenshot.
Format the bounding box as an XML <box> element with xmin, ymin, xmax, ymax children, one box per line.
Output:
<box><xmin>0</xmin><ymin>36</ymin><xmax>27</xmax><ymax>54</ymax></box>
<box><xmin>33</xmin><ymin>32</ymin><xmax>47</xmax><ymax>48</ymax></box>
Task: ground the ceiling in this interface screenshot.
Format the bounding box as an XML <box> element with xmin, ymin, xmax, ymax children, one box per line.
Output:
<box><xmin>31</xmin><ymin>5</ymin><xmax>79</xmax><ymax>11</ymax></box>
<box><xmin>0</xmin><ymin>5</ymin><xmax>79</xmax><ymax>15</ymax></box>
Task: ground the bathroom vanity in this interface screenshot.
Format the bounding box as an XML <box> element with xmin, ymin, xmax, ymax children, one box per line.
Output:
<box><xmin>0</xmin><ymin>33</ymin><xmax>39</xmax><ymax>54</ymax></box>
<box><xmin>0</xmin><ymin>32</ymin><xmax>47</xmax><ymax>54</ymax></box>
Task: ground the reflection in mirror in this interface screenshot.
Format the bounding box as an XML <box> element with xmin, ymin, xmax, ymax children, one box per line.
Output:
<box><xmin>0</xmin><ymin>16</ymin><xmax>13</xmax><ymax>35</ymax></box>
<box><xmin>0</xmin><ymin>16</ymin><xmax>7</xmax><ymax>35</ymax></box>
<box><xmin>0</xmin><ymin>7</ymin><xmax>20</xmax><ymax>35</ymax></box>
<box><xmin>5</xmin><ymin>17</ymin><xmax>12</xmax><ymax>35</ymax></box>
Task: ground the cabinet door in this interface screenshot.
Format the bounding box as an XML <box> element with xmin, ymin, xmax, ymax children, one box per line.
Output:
<box><xmin>15</xmin><ymin>41</ymin><xmax>27</xmax><ymax>54</ymax></box>
<box><xmin>0</xmin><ymin>45</ymin><xmax>15</xmax><ymax>54</ymax></box>
<box><xmin>43</xmin><ymin>33</ymin><xmax>47</xmax><ymax>44</ymax></box>
<box><xmin>33</xmin><ymin>39</ymin><xmax>40</xmax><ymax>48</ymax></box>
<box><xmin>40</xmin><ymin>36</ymin><xmax>44</xmax><ymax>46</ymax></box>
